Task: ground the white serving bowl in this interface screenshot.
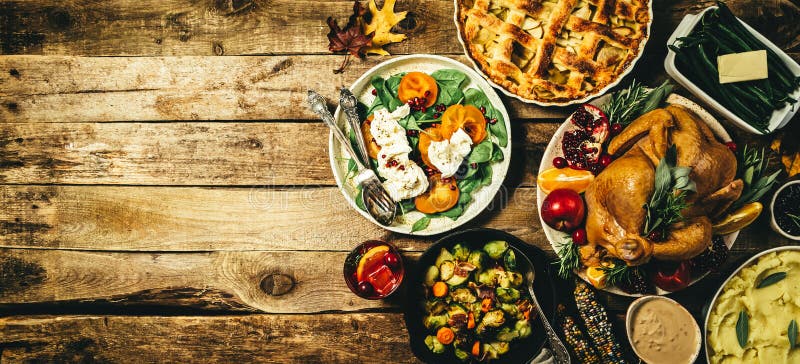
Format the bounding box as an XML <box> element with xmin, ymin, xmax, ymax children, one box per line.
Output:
<box><xmin>626</xmin><ymin>295</ymin><xmax>702</xmax><ymax>364</ymax></box>
<box><xmin>665</xmin><ymin>6</ymin><xmax>800</xmax><ymax>135</ymax></box>
<box><xmin>769</xmin><ymin>179</ymin><xmax>800</xmax><ymax>240</ymax></box>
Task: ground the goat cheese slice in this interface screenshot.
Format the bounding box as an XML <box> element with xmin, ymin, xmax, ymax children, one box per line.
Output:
<box><xmin>428</xmin><ymin>128</ymin><xmax>473</xmax><ymax>178</ymax></box>
<box><xmin>368</xmin><ymin>105</ymin><xmax>429</xmax><ymax>201</ymax></box>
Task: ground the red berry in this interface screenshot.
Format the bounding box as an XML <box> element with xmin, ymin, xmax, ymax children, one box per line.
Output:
<box><xmin>571</xmin><ymin>228</ymin><xmax>588</xmax><ymax>245</ymax></box>
<box><xmin>384</xmin><ymin>253</ymin><xmax>400</xmax><ymax>268</ymax></box>
<box><xmin>371</xmin><ymin>89</ymin><xmax>378</xmax><ymax>96</ymax></box>
<box><xmin>489</xmin><ymin>118</ymin><xmax>497</xmax><ymax>124</ymax></box>
<box><xmin>434</xmin><ymin>113</ymin><xmax>441</xmax><ymax>118</ymax></box>
<box><xmin>357</xmin><ymin>281</ymin><xmax>373</xmax><ymax>294</ymax></box>
<box><xmin>599</xmin><ymin>154</ymin><xmax>612</xmax><ymax>167</ymax></box>
<box><xmin>647</xmin><ymin>231</ymin><xmax>663</xmax><ymax>241</ymax></box>
<box><xmin>479</xmin><ymin>106</ymin><xmax>486</xmax><ymax>114</ymax></box>
<box><xmin>470</xmin><ymin>163</ymin><xmax>478</xmax><ymax>169</ymax></box>
<box><xmin>553</xmin><ymin>157</ymin><xmax>568</xmax><ymax>169</ymax></box>
<box><xmin>381</xmin><ymin>154</ymin><xmax>386</xmax><ymax>158</ymax></box>
<box><xmin>725</xmin><ymin>141</ymin><xmax>737</xmax><ymax>153</ymax></box>
<box><xmin>399</xmin><ymin>165</ymin><xmax>405</xmax><ymax>171</ymax></box>
<box><xmin>610</xmin><ymin>123</ymin><xmax>623</xmax><ymax>135</ymax></box>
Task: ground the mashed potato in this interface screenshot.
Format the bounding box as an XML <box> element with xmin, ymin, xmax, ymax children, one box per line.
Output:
<box><xmin>707</xmin><ymin>250</ymin><xmax>800</xmax><ymax>364</ymax></box>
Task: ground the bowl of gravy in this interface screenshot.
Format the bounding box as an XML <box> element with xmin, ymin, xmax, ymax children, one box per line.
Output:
<box><xmin>626</xmin><ymin>296</ymin><xmax>702</xmax><ymax>364</ymax></box>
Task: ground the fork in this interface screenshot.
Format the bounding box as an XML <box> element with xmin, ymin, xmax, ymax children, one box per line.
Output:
<box><xmin>307</xmin><ymin>90</ymin><xmax>397</xmax><ymax>226</ymax></box>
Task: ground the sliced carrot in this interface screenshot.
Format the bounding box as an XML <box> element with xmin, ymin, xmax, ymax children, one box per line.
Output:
<box><xmin>436</xmin><ymin>327</ymin><xmax>455</xmax><ymax>345</ymax></box>
<box><xmin>471</xmin><ymin>341</ymin><xmax>481</xmax><ymax>357</ymax></box>
<box><xmin>480</xmin><ymin>298</ymin><xmax>492</xmax><ymax>312</ymax></box>
<box><xmin>432</xmin><ymin>281</ymin><xmax>448</xmax><ymax>297</ymax></box>
<box><xmin>467</xmin><ymin>312</ymin><xmax>476</xmax><ymax>329</ymax></box>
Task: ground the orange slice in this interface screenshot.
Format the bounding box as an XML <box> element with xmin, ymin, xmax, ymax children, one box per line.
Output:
<box><xmin>356</xmin><ymin>245</ymin><xmax>390</xmax><ymax>281</ymax></box>
<box><xmin>585</xmin><ymin>266</ymin><xmax>607</xmax><ymax>289</ymax></box>
<box><xmin>537</xmin><ymin>167</ymin><xmax>595</xmax><ymax>194</ymax></box>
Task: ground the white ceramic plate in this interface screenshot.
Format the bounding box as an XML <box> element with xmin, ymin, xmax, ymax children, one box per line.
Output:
<box><xmin>452</xmin><ymin>0</ymin><xmax>654</xmax><ymax>107</ymax></box>
<box><xmin>703</xmin><ymin>245</ymin><xmax>800</xmax><ymax>363</ymax></box>
<box><xmin>536</xmin><ymin>93</ymin><xmax>739</xmax><ymax>296</ymax></box>
<box><xmin>329</xmin><ymin>55</ymin><xmax>512</xmax><ymax>236</ymax></box>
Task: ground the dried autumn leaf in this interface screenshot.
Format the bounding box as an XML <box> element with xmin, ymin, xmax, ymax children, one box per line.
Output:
<box><xmin>363</xmin><ymin>0</ymin><xmax>408</xmax><ymax>55</ymax></box>
<box><xmin>326</xmin><ymin>1</ymin><xmax>373</xmax><ymax>73</ymax></box>
<box><xmin>771</xmin><ymin>137</ymin><xmax>800</xmax><ymax>177</ymax></box>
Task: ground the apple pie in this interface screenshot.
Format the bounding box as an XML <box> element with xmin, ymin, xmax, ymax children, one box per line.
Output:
<box><xmin>456</xmin><ymin>0</ymin><xmax>651</xmax><ymax>104</ymax></box>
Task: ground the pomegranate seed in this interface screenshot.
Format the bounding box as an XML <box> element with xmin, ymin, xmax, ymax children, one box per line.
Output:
<box><xmin>725</xmin><ymin>141</ymin><xmax>737</xmax><ymax>153</ymax></box>
<box><xmin>421</xmin><ymin>107</ymin><xmax>427</xmax><ymax>113</ymax></box>
<box><xmin>434</xmin><ymin>113</ymin><xmax>441</xmax><ymax>118</ymax></box>
<box><xmin>599</xmin><ymin>154</ymin><xmax>612</xmax><ymax>167</ymax></box>
<box><xmin>450</xmin><ymin>185</ymin><xmax>456</xmax><ymax>190</ymax></box>
<box><xmin>480</xmin><ymin>106</ymin><xmax>486</xmax><ymax>114</ymax></box>
<box><xmin>399</xmin><ymin>165</ymin><xmax>405</xmax><ymax>171</ymax></box>
<box><xmin>424</xmin><ymin>90</ymin><xmax>431</xmax><ymax>97</ymax></box>
<box><xmin>381</xmin><ymin>154</ymin><xmax>386</xmax><ymax>159</ymax></box>
<box><xmin>489</xmin><ymin>118</ymin><xmax>497</xmax><ymax>124</ymax></box>
<box><xmin>610</xmin><ymin>123</ymin><xmax>623</xmax><ymax>135</ymax></box>
<box><xmin>470</xmin><ymin>163</ymin><xmax>477</xmax><ymax>169</ymax></box>
<box><xmin>553</xmin><ymin>157</ymin><xmax>568</xmax><ymax>168</ymax></box>
<box><xmin>371</xmin><ymin>89</ymin><xmax>377</xmax><ymax>96</ymax></box>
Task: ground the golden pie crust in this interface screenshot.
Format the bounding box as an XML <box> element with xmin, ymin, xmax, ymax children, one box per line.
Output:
<box><xmin>456</xmin><ymin>0</ymin><xmax>650</xmax><ymax>104</ymax></box>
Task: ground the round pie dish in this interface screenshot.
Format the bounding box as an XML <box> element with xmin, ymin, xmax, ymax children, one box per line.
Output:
<box><xmin>403</xmin><ymin>228</ymin><xmax>557</xmax><ymax>363</ymax></box>
<box><xmin>328</xmin><ymin>54</ymin><xmax>512</xmax><ymax>236</ymax></box>
<box><xmin>453</xmin><ymin>0</ymin><xmax>654</xmax><ymax>106</ymax></box>
<box><xmin>537</xmin><ymin>93</ymin><xmax>739</xmax><ymax>296</ymax></box>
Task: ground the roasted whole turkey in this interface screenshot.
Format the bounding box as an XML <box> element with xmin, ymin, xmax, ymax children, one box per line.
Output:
<box><xmin>581</xmin><ymin>105</ymin><xmax>742</xmax><ymax>267</ymax></box>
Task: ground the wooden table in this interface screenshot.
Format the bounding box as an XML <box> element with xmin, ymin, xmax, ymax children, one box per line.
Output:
<box><xmin>0</xmin><ymin>0</ymin><xmax>797</xmax><ymax>362</ymax></box>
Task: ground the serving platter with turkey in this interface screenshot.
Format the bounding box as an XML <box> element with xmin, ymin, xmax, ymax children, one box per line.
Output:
<box><xmin>536</xmin><ymin>89</ymin><xmax>746</xmax><ymax>296</ymax></box>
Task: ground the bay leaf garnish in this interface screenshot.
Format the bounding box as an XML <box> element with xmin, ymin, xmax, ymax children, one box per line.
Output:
<box><xmin>756</xmin><ymin>271</ymin><xmax>787</xmax><ymax>288</ymax></box>
<box><xmin>736</xmin><ymin>310</ymin><xmax>749</xmax><ymax>348</ymax></box>
<box><xmin>790</xmin><ymin>319</ymin><xmax>798</xmax><ymax>350</ymax></box>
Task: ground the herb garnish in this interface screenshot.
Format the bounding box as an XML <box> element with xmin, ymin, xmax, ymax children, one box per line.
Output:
<box><xmin>756</xmin><ymin>271</ymin><xmax>787</xmax><ymax>288</ymax></box>
<box><xmin>736</xmin><ymin>310</ymin><xmax>749</xmax><ymax>348</ymax></box>
<box><xmin>790</xmin><ymin>319</ymin><xmax>798</xmax><ymax>350</ymax></box>
<box><xmin>730</xmin><ymin>145</ymin><xmax>780</xmax><ymax>212</ymax></box>
<box><xmin>601</xmin><ymin>79</ymin><xmax>673</xmax><ymax>126</ymax></box>
<box><xmin>555</xmin><ymin>239</ymin><xmax>581</xmax><ymax>280</ymax></box>
<box><xmin>598</xmin><ymin>259</ymin><xmax>644</xmax><ymax>287</ymax></box>
<box><xmin>642</xmin><ymin>145</ymin><xmax>696</xmax><ymax>237</ymax></box>
<box><xmin>786</xmin><ymin>213</ymin><xmax>800</xmax><ymax>229</ymax></box>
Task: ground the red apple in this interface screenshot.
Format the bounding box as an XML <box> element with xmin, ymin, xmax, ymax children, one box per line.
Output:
<box><xmin>652</xmin><ymin>260</ymin><xmax>692</xmax><ymax>292</ymax></box>
<box><xmin>541</xmin><ymin>189</ymin><xmax>585</xmax><ymax>232</ymax></box>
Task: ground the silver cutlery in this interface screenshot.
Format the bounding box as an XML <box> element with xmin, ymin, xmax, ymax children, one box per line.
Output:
<box><xmin>339</xmin><ymin>88</ymin><xmax>371</xmax><ymax>167</ymax></box>
<box><xmin>307</xmin><ymin>90</ymin><xmax>397</xmax><ymax>226</ymax></box>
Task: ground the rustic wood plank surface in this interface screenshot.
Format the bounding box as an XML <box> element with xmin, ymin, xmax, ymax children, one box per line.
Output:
<box><xmin>1</xmin><ymin>0</ymin><xmax>799</xmax><ymax>362</ymax></box>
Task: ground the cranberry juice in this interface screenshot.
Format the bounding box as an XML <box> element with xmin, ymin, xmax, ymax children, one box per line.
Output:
<box><xmin>344</xmin><ymin>240</ymin><xmax>404</xmax><ymax>299</ymax></box>
<box><xmin>775</xmin><ymin>183</ymin><xmax>800</xmax><ymax>236</ymax></box>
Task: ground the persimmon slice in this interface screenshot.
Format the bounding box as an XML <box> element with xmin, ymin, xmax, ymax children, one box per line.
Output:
<box><xmin>441</xmin><ymin>104</ymin><xmax>487</xmax><ymax>144</ymax></box>
<box><xmin>415</xmin><ymin>174</ymin><xmax>459</xmax><ymax>214</ymax></box>
<box><xmin>398</xmin><ymin>72</ymin><xmax>438</xmax><ymax>108</ymax></box>
<box><xmin>418</xmin><ymin>124</ymin><xmax>445</xmax><ymax>168</ymax></box>
<box><xmin>360</xmin><ymin>115</ymin><xmax>381</xmax><ymax>160</ymax></box>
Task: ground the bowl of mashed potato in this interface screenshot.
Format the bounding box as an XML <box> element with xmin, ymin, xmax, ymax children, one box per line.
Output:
<box><xmin>705</xmin><ymin>246</ymin><xmax>800</xmax><ymax>364</ymax></box>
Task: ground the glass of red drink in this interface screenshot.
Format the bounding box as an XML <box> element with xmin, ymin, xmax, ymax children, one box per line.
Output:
<box><xmin>344</xmin><ymin>240</ymin><xmax>404</xmax><ymax>299</ymax></box>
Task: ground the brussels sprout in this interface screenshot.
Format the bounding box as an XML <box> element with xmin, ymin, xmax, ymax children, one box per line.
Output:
<box><xmin>447</xmin><ymin>303</ymin><xmax>468</xmax><ymax>318</ymax></box>
<box><xmin>425</xmin><ymin>300</ymin><xmax>447</xmax><ymax>315</ymax></box>
<box><xmin>504</xmin><ymin>249</ymin><xmax>517</xmax><ymax>270</ymax></box>
<box><xmin>424</xmin><ymin>335</ymin><xmax>446</xmax><ymax>354</ymax></box>
<box><xmin>435</xmin><ymin>248</ymin><xmax>455</xmax><ymax>267</ymax></box>
<box><xmin>490</xmin><ymin>341</ymin><xmax>510</xmax><ymax>355</ymax></box>
<box><xmin>496</xmin><ymin>272</ymin><xmax>511</xmax><ymax>288</ymax></box>
<box><xmin>424</xmin><ymin>265</ymin><xmax>439</xmax><ymax>287</ymax></box>
<box><xmin>476</xmin><ymin>268</ymin><xmax>503</xmax><ymax>286</ymax></box>
<box><xmin>483</xmin><ymin>240</ymin><xmax>508</xmax><ymax>259</ymax></box>
<box><xmin>499</xmin><ymin>303</ymin><xmax>519</xmax><ymax>317</ymax></box>
<box><xmin>496</xmin><ymin>287</ymin><xmax>520</xmax><ymax>303</ymax></box>
<box><xmin>439</xmin><ymin>260</ymin><xmax>455</xmax><ymax>281</ymax></box>
<box><xmin>467</xmin><ymin>251</ymin><xmax>486</xmax><ymax>270</ymax></box>
<box><xmin>507</xmin><ymin>271</ymin><xmax>524</xmax><ymax>288</ymax></box>
<box><xmin>515</xmin><ymin>320</ymin><xmax>532</xmax><ymax>338</ymax></box>
<box><xmin>451</xmin><ymin>243</ymin><xmax>471</xmax><ymax>261</ymax></box>
<box><xmin>451</xmin><ymin>287</ymin><xmax>477</xmax><ymax>303</ymax></box>
<box><xmin>446</xmin><ymin>271</ymin><xmax>470</xmax><ymax>286</ymax></box>
<box><xmin>423</xmin><ymin>314</ymin><xmax>448</xmax><ymax>330</ymax></box>
<box><xmin>482</xmin><ymin>310</ymin><xmax>505</xmax><ymax>327</ymax></box>
<box><xmin>454</xmin><ymin>348</ymin><xmax>470</xmax><ymax>361</ymax></box>
<box><xmin>495</xmin><ymin>327</ymin><xmax>519</xmax><ymax>342</ymax></box>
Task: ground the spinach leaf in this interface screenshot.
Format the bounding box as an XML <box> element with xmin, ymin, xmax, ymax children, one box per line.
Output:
<box><xmin>458</xmin><ymin>189</ymin><xmax>472</xmax><ymax>205</ymax></box>
<box><xmin>436</xmin><ymin>83</ymin><xmax>464</xmax><ymax>105</ymax></box>
<box><xmin>464</xmin><ymin>88</ymin><xmax>508</xmax><ymax>147</ymax></box>
<box><xmin>346</xmin><ymin>158</ymin><xmax>357</xmax><ymax>179</ymax></box>
<box><xmin>468</xmin><ymin>139</ymin><xmax>494</xmax><ymax>164</ymax></box>
<box><xmin>458</xmin><ymin>177</ymin><xmax>480</xmax><ymax>195</ymax></box>
<box><xmin>399</xmin><ymin>114</ymin><xmax>423</xmax><ymax>131</ymax></box>
<box><xmin>490</xmin><ymin>145</ymin><xmax>504</xmax><ymax>163</ymax></box>
<box><xmin>386</xmin><ymin>73</ymin><xmax>406</xmax><ymax>98</ymax></box>
<box><xmin>371</xmin><ymin>76</ymin><xmax>402</xmax><ymax>111</ymax></box>
<box><xmin>479</xmin><ymin>163</ymin><xmax>493</xmax><ymax>187</ymax></box>
<box><xmin>399</xmin><ymin>199</ymin><xmax>415</xmax><ymax>215</ymax></box>
<box><xmin>431</xmin><ymin>69</ymin><xmax>467</xmax><ymax>87</ymax></box>
<box><xmin>411</xmin><ymin>216</ymin><xmax>431</xmax><ymax>232</ymax></box>
<box><xmin>439</xmin><ymin>204</ymin><xmax>464</xmax><ymax>220</ymax></box>
<box><xmin>432</xmin><ymin>69</ymin><xmax>467</xmax><ymax>106</ymax></box>
<box><xmin>355</xmin><ymin>186</ymin><xmax>366</xmax><ymax>211</ymax></box>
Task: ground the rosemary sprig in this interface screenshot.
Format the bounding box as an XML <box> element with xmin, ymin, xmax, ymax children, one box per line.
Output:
<box><xmin>555</xmin><ymin>239</ymin><xmax>581</xmax><ymax>280</ymax></box>
<box><xmin>643</xmin><ymin>145</ymin><xmax>696</xmax><ymax>236</ymax></box>
<box><xmin>601</xmin><ymin>80</ymin><xmax>674</xmax><ymax>126</ymax></box>
<box><xmin>730</xmin><ymin>145</ymin><xmax>781</xmax><ymax>212</ymax></box>
<box><xmin>788</xmin><ymin>213</ymin><xmax>800</xmax><ymax>229</ymax></box>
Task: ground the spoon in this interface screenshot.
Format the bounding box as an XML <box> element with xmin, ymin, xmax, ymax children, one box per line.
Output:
<box><xmin>514</xmin><ymin>246</ymin><xmax>571</xmax><ymax>364</ymax></box>
<box><xmin>307</xmin><ymin>90</ymin><xmax>397</xmax><ymax>226</ymax></box>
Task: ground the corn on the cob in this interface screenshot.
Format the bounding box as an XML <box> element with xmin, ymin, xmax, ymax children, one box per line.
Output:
<box><xmin>574</xmin><ymin>279</ymin><xmax>627</xmax><ymax>364</ymax></box>
<box><xmin>557</xmin><ymin>304</ymin><xmax>601</xmax><ymax>363</ymax></box>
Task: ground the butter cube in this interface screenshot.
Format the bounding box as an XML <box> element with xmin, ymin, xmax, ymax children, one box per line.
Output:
<box><xmin>718</xmin><ymin>50</ymin><xmax>768</xmax><ymax>84</ymax></box>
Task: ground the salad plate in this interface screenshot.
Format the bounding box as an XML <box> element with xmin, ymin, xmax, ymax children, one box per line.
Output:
<box><xmin>329</xmin><ymin>55</ymin><xmax>512</xmax><ymax>235</ymax></box>
<box><xmin>538</xmin><ymin>90</ymin><xmax>740</xmax><ymax>296</ymax></box>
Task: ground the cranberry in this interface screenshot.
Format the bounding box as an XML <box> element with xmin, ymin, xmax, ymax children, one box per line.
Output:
<box><xmin>599</xmin><ymin>154</ymin><xmax>612</xmax><ymax>167</ymax></box>
<box><xmin>479</xmin><ymin>106</ymin><xmax>486</xmax><ymax>114</ymax></box>
<box><xmin>489</xmin><ymin>118</ymin><xmax>497</xmax><ymax>124</ymax></box>
<box><xmin>384</xmin><ymin>253</ymin><xmax>400</xmax><ymax>268</ymax></box>
<box><xmin>725</xmin><ymin>141</ymin><xmax>737</xmax><ymax>153</ymax></box>
<box><xmin>553</xmin><ymin>157</ymin><xmax>568</xmax><ymax>168</ymax></box>
<box><xmin>371</xmin><ymin>89</ymin><xmax>378</xmax><ymax>96</ymax></box>
<box><xmin>381</xmin><ymin>154</ymin><xmax>386</xmax><ymax>159</ymax></box>
<box><xmin>357</xmin><ymin>281</ymin><xmax>373</xmax><ymax>294</ymax></box>
<box><xmin>434</xmin><ymin>113</ymin><xmax>441</xmax><ymax>118</ymax></box>
<box><xmin>610</xmin><ymin>123</ymin><xmax>623</xmax><ymax>135</ymax></box>
<box><xmin>571</xmin><ymin>228</ymin><xmax>588</xmax><ymax>245</ymax></box>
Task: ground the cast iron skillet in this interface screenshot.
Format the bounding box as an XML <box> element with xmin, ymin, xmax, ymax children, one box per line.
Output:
<box><xmin>403</xmin><ymin>228</ymin><xmax>558</xmax><ymax>363</ymax></box>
